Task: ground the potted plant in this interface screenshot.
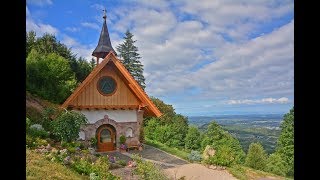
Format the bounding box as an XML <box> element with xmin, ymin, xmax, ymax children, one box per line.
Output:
<box><xmin>119</xmin><ymin>135</ymin><xmax>127</xmax><ymax>152</ymax></box>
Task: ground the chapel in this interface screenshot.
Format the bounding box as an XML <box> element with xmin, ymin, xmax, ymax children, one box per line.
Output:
<box><xmin>61</xmin><ymin>10</ymin><xmax>162</xmax><ymax>152</ymax></box>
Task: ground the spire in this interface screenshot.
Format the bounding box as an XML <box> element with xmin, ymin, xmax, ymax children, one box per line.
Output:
<box><xmin>92</xmin><ymin>8</ymin><xmax>116</xmax><ymax>63</ymax></box>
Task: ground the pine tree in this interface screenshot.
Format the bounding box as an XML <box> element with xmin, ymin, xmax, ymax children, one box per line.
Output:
<box><xmin>116</xmin><ymin>30</ymin><xmax>146</xmax><ymax>89</ymax></box>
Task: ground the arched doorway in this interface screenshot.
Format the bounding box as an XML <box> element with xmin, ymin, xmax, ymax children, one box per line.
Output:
<box><xmin>96</xmin><ymin>124</ymin><xmax>116</xmax><ymax>152</ymax></box>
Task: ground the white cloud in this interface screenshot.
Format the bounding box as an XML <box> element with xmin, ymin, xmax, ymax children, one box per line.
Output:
<box><xmin>81</xmin><ymin>22</ymin><xmax>100</xmax><ymax>30</ymax></box>
<box><xmin>227</xmin><ymin>97</ymin><xmax>289</xmax><ymax>105</ymax></box>
<box><xmin>61</xmin><ymin>35</ymin><xmax>95</xmax><ymax>61</ymax></box>
<box><xmin>91</xmin><ymin>3</ymin><xmax>105</xmax><ymax>11</ymax></box>
<box><xmin>26</xmin><ymin>6</ymin><xmax>58</xmax><ymax>36</ymax></box>
<box><xmin>109</xmin><ymin>2</ymin><xmax>293</xmax><ymax>103</ymax></box>
<box><xmin>27</xmin><ymin>0</ymin><xmax>52</xmax><ymax>6</ymax></box>
<box><xmin>65</xmin><ymin>27</ymin><xmax>80</xmax><ymax>32</ymax></box>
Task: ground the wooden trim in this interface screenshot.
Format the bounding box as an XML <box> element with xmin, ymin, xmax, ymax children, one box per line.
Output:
<box><xmin>69</xmin><ymin>105</ymin><xmax>139</xmax><ymax>110</ymax></box>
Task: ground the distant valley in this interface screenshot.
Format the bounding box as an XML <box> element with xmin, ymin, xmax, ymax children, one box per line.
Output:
<box><xmin>188</xmin><ymin>114</ymin><xmax>284</xmax><ymax>154</ymax></box>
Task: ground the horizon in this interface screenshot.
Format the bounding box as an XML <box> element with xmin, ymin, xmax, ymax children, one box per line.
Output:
<box><xmin>26</xmin><ymin>0</ymin><xmax>294</xmax><ymax>116</ymax></box>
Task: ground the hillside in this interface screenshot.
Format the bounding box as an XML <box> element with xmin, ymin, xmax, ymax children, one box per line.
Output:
<box><xmin>26</xmin><ymin>91</ymin><xmax>59</xmax><ymax>123</ymax></box>
<box><xmin>27</xmin><ymin>149</ymin><xmax>88</xmax><ymax>179</ymax></box>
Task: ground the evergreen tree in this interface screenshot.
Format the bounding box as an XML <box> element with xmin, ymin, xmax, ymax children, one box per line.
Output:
<box><xmin>245</xmin><ymin>142</ymin><xmax>267</xmax><ymax>170</ymax></box>
<box><xmin>116</xmin><ymin>30</ymin><xmax>146</xmax><ymax>89</ymax></box>
<box><xmin>275</xmin><ymin>107</ymin><xmax>294</xmax><ymax>176</ymax></box>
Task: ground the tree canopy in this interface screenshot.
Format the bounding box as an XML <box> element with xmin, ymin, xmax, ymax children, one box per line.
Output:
<box><xmin>116</xmin><ymin>30</ymin><xmax>146</xmax><ymax>89</ymax></box>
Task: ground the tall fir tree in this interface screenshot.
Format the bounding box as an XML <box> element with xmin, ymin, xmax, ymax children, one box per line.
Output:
<box><xmin>116</xmin><ymin>30</ymin><xmax>146</xmax><ymax>89</ymax></box>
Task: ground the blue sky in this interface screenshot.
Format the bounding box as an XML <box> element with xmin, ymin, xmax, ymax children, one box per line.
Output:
<box><xmin>26</xmin><ymin>0</ymin><xmax>294</xmax><ymax>116</ymax></box>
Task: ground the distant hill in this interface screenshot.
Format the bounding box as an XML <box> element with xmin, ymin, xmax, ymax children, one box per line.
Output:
<box><xmin>188</xmin><ymin>114</ymin><xmax>283</xmax><ymax>154</ymax></box>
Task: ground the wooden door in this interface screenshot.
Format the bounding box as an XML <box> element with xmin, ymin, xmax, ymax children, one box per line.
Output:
<box><xmin>97</xmin><ymin>126</ymin><xmax>115</xmax><ymax>152</ymax></box>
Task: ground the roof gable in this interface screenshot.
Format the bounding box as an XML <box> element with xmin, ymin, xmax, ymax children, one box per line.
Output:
<box><xmin>61</xmin><ymin>52</ymin><xmax>162</xmax><ymax>117</ymax></box>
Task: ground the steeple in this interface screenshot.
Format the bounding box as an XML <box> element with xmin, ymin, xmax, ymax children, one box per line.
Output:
<box><xmin>92</xmin><ymin>8</ymin><xmax>116</xmax><ymax>64</ymax></box>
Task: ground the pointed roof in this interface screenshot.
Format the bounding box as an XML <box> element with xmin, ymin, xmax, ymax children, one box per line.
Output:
<box><xmin>92</xmin><ymin>10</ymin><xmax>117</xmax><ymax>58</ymax></box>
<box><xmin>61</xmin><ymin>52</ymin><xmax>162</xmax><ymax>117</ymax></box>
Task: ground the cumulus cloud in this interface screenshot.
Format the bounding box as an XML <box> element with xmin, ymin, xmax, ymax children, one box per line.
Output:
<box><xmin>81</xmin><ymin>22</ymin><xmax>100</xmax><ymax>30</ymax></box>
<box><xmin>109</xmin><ymin>1</ymin><xmax>293</xmax><ymax>106</ymax></box>
<box><xmin>27</xmin><ymin>0</ymin><xmax>52</xmax><ymax>6</ymax></box>
<box><xmin>26</xmin><ymin>6</ymin><xmax>58</xmax><ymax>36</ymax></box>
<box><xmin>61</xmin><ymin>35</ymin><xmax>95</xmax><ymax>61</ymax></box>
<box><xmin>227</xmin><ymin>97</ymin><xmax>289</xmax><ymax>105</ymax></box>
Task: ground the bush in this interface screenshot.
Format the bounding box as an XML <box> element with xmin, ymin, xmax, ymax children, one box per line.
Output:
<box><xmin>206</xmin><ymin>144</ymin><xmax>237</xmax><ymax>167</ymax></box>
<box><xmin>132</xmin><ymin>154</ymin><xmax>169</xmax><ymax>180</ymax></box>
<box><xmin>90</xmin><ymin>137</ymin><xmax>97</xmax><ymax>148</ymax></box>
<box><xmin>201</xmin><ymin>121</ymin><xmax>245</xmax><ymax>166</ymax></box>
<box><xmin>28</xmin><ymin>128</ymin><xmax>49</xmax><ymax>139</ymax></box>
<box><xmin>185</xmin><ymin>126</ymin><xmax>201</xmax><ymax>150</ymax></box>
<box><xmin>71</xmin><ymin>156</ymin><xmax>118</xmax><ymax>179</ymax></box>
<box><xmin>120</xmin><ymin>135</ymin><xmax>126</xmax><ymax>144</ymax></box>
<box><xmin>51</xmin><ymin>110</ymin><xmax>87</xmax><ymax>142</ymax></box>
<box><xmin>265</xmin><ymin>153</ymin><xmax>287</xmax><ymax>176</ymax></box>
<box><xmin>188</xmin><ymin>150</ymin><xmax>202</xmax><ymax>162</ymax></box>
<box><xmin>245</xmin><ymin>142</ymin><xmax>267</xmax><ymax>171</ymax></box>
<box><xmin>72</xmin><ymin>159</ymin><xmax>93</xmax><ymax>175</ymax></box>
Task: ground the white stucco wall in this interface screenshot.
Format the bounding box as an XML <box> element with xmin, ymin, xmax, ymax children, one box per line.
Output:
<box><xmin>75</xmin><ymin>109</ymin><xmax>137</xmax><ymax>123</ymax></box>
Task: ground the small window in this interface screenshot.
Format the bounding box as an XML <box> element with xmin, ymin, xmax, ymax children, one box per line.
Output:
<box><xmin>125</xmin><ymin>127</ymin><xmax>133</xmax><ymax>138</ymax></box>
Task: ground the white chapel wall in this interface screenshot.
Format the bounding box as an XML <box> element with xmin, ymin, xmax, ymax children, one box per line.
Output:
<box><xmin>75</xmin><ymin>109</ymin><xmax>137</xmax><ymax>123</ymax></box>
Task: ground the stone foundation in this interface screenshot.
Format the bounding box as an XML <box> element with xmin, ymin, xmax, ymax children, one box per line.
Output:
<box><xmin>80</xmin><ymin>112</ymin><xmax>143</xmax><ymax>148</ymax></box>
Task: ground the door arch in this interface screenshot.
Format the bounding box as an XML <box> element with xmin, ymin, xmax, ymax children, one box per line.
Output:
<box><xmin>96</xmin><ymin>124</ymin><xmax>116</xmax><ymax>152</ymax></box>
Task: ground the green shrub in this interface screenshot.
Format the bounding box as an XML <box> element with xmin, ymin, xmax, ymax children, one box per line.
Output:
<box><xmin>72</xmin><ymin>159</ymin><xmax>93</xmax><ymax>175</ymax></box>
<box><xmin>132</xmin><ymin>154</ymin><xmax>169</xmax><ymax>180</ymax></box>
<box><xmin>51</xmin><ymin>110</ymin><xmax>87</xmax><ymax>142</ymax></box>
<box><xmin>90</xmin><ymin>137</ymin><xmax>97</xmax><ymax>148</ymax></box>
<box><xmin>265</xmin><ymin>153</ymin><xmax>287</xmax><ymax>176</ymax></box>
<box><xmin>206</xmin><ymin>144</ymin><xmax>237</xmax><ymax>167</ymax></box>
<box><xmin>144</xmin><ymin>118</ymin><xmax>159</xmax><ymax>140</ymax></box>
<box><xmin>201</xmin><ymin>121</ymin><xmax>245</xmax><ymax>166</ymax></box>
<box><xmin>28</xmin><ymin>124</ymin><xmax>49</xmax><ymax>138</ymax></box>
<box><xmin>71</xmin><ymin>156</ymin><xmax>118</xmax><ymax>179</ymax></box>
<box><xmin>188</xmin><ymin>150</ymin><xmax>202</xmax><ymax>162</ymax></box>
<box><xmin>119</xmin><ymin>135</ymin><xmax>126</xmax><ymax>144</ymax></box>
<box><xmin>245</xmin><ymin>142</ymin><xmax>267</xmax><ymax>170</ymax></box>
<box><xmin>185</xmin><ymin>126</ymin><xmax>201</xmax><ymax>150</ymax></box>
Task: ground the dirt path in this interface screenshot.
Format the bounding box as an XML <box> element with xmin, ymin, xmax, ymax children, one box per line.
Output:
<box><xmin>164</xmin><ymin>163</ymin><xmax>237</xmax><ymax>180</ymax></box>
<box><xmin>125</xmin><ymin>144</ymin><xmax>237</xmax><ymax>180</ymax></box>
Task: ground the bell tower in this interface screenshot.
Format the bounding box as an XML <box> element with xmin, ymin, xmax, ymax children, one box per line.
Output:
<box><xmin>92</xmin><ymin>8</ymin><xmax>116</xmax><ymax>65</ymax></box>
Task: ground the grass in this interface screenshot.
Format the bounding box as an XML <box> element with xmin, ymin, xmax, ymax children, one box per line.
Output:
<box><xmin>227</xmin><ymin>165</ymin><xmax>292</xmax><ymax>180</ymax></box>
<box><xmin>26</xmin><ymin>149</ymin><xmax>89</xmax><ymax>180</ymax></box>
<box><xmin>144</xmin><ymin>138</ymin><xmax>190</xmax><ymax>161</ymax></box>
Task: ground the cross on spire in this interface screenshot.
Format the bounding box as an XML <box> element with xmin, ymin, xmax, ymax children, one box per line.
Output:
<box><xmin>103</xmin><ymin>8</ymin><xmax>107</xmax><ymax>19</ymax></box>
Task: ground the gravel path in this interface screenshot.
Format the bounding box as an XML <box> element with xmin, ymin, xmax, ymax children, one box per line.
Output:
<box><xmin>127</xmin><ymin>144</ymin><xmax>189</xmax><ymax>166</ymax></box>
<box><xmin>107</xmin><ymin>144</ymin><xmax>237</xmax><ymax>180</ymax></box>
<box><xmin>164</xmin><ymin>163</ymin><xmax>237</xmax><ymax>180</ymax></box>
